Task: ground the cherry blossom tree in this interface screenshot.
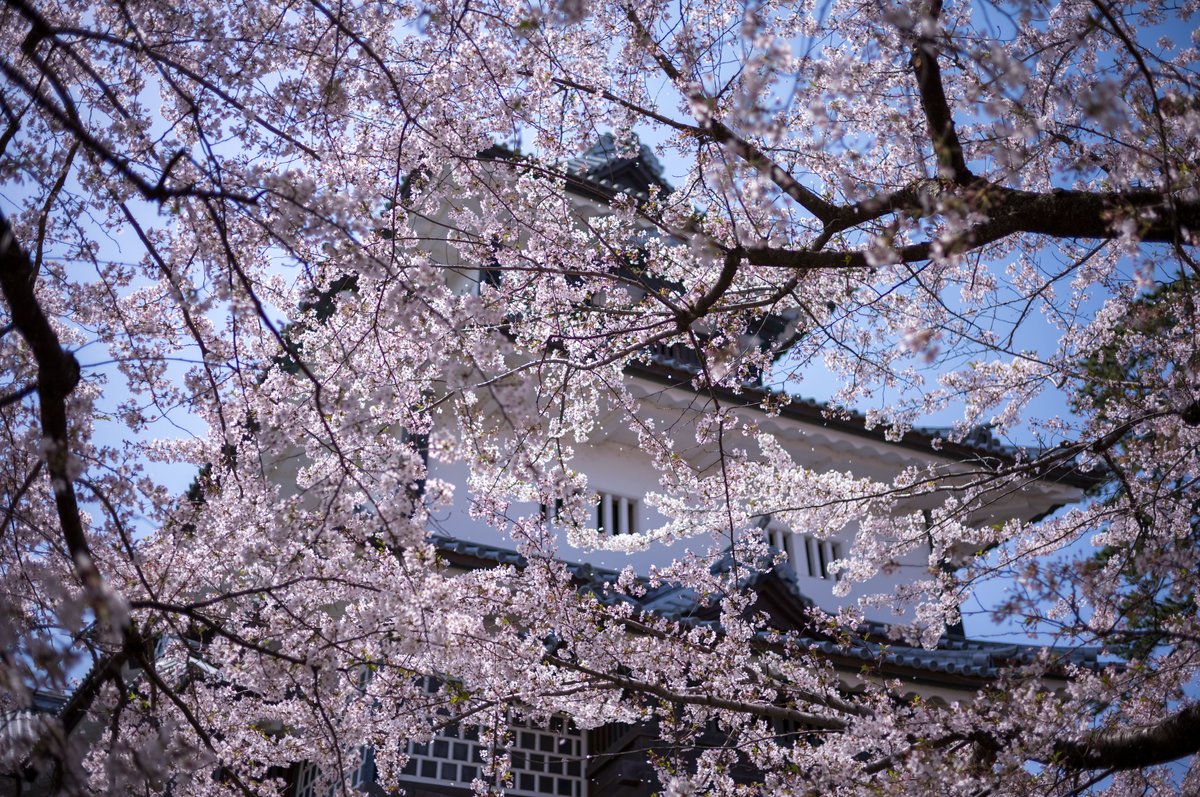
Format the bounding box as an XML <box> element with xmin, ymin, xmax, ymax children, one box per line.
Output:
<box><xmin>2</xmin><ymin>0</ymin><xmax>1199</xmax><ymax>794</ymax></box>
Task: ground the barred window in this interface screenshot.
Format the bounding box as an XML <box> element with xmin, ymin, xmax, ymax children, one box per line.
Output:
<box><xmin>764</xmin><ymin>526</ymin><xmax>841</xmax><ymax>580</ymax></box>
<box><xmin>292</xmin><ymin>761</ymin><xmax>319</xmax><ymax>797</ymax></box>
<box><xmin>594</xmin><ymin>491</ymin><xmax>636</xmax><ymax>536</ymax></box>
<box><xmin>542</xmin><ymin>491</ymin><xmax>638</xmax><ymax>536</ymax></box>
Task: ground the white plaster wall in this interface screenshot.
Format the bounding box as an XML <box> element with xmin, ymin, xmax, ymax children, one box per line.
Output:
<box><xmin>422</xmin><ymin>374</ymin><xmax>1081</xmax><ymax>623</ymax></box>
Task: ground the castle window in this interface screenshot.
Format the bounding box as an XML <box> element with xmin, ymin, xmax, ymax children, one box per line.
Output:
<box><xmin>291</xmin><ymin>748</ymin><xmax>375</xmax><ymax>797</ymax></box>
<box><xmin>540</xmin><ymin>497</ymin><xmax>566</xmax><ymax>524</ymax></box>
<box><xmin>542</xmin><ymin>491</ymin><xmax>638</xmax><ymax>536</ymax></box>
<box><xmin>400</xmin><ymin>713</ymin><xmax>586</xmax><ymax>796</ymax></box>
<box><xmin>764</xmin><ymin>526</ymin><xmax>840</xmax><ymax>580</ymax></box>
<box><xmin>764</xmin><ymin>525</ymin><xmax>795</xmax><ymax>564</ymax></box>
<box><xmin>294</xmin><ymin>673</ymin><xmax>586</xmax><ymax>797</ymax></box>
<box><xmin>803</xmin><ymin>535</ymin><xmax>841</xmax><ymax>580</ymax></box>
<box><xmin>292</xmin><ymin>761</ymin><xmax>319</xmax><ymax>797</ymax></box>
<box><xmin>595</xmin><ymin>491</ymin><xmax>636</xmax><ymax>535</ymax></box>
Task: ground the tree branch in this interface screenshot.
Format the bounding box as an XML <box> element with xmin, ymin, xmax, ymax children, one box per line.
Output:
<box><xmin>622</xmin><ymin>5</ymin><xmax>839</xmax><ymax>223</ymax></box>
<box><xmin>746</xmin><ymin>187</ymin><xmax>1199</xmax><ymax>270</ymax></box>
<box><xmin>1052</xmin><ymin>702</ymin><xmax>1200</xmax><ymax>771</ymax></box>
<box><xmin>910</xmin><ymin>0</ymin><xmax>973</xmax><ymax>184</ymax></box>
<box><xmin>0</xmin><ymin>211</ymin><xmax>98</xmax><ymax>598</ymax></box>
<box><xmin>0</xmin><ymin>381</ymin><xmax>35</xmax><ymax>407</ymax></box>
<box><xmin>544</xmin><ymin>653</ymin><xmax>848</xmax><ymax>730</ymax></box>
<box><xmin>675</xmin><ymin>247</ymin><xmax>743</xmax><ymax>329</ymax></box>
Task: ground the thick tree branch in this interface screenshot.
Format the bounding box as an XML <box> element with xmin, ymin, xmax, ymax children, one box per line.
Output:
<box><xmin>1052</xmin><ymin>702</ymin><xmax>1200</xmax><ymax>771</ymax></box>
<box><xmin>910</xmin><ymin>0</ymin><xmax>973</xmax><ymax>184</ymax></box>
<box><xmin>747</xmin><ymin>188</ymin><xmax>1200</xmax><ymax>270</ymax></box>
<box><xmin>826</xmin><ymin>181</ymin><xmax>935</xmax><ymax>235</ymax></box>
<box><xmin>0</xmin><ymin>211</ymin><xmax>98</xmax><ymax>596</ymax></box>
<box><xmin>545</xmin><ymin>653</ymin><xmax>849</xmax><ymax>730</ymax></box>
<box><xmin>676</xmin><ymin>247</ymin><xmax>743</xmax><ymax>329</ymax></box>
<box><xmin>0</xmin><ymin>381</ymin><xmax>35</xmax><ymax>407</ymax></box>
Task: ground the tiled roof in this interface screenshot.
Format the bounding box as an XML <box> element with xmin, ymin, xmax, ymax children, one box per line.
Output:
<box><xmin>561</xmin><ymin>134</ymin><xmax>671</xmax><ymax>201</ymax></box>
<box><xmin>1</xmin><ymin>708</ymin><xmax>56</xmax><ymax>770</ymax></box>
<box><xmin>0</xmin><ymin>691</ymin><xmax>67</xmax><ymax>772</ymax></box>
<box><xmin>432</xmin><ymin>534</ymin><xmax>1098</xmax><ymax>682</ymax></box>
<box><xmin>630</xmin><ymin>353</ymin><xmax>1102</xmax><ymax>490</ymax></box>
<box><xmin>478</xmin><ymin>138</ymin><xmax>1102</xmax><ymax>487</ymax></box>
<box><xmin>478</xmin><ymin>135</ymin><xmax>671</xmax><ymax>204</ymax></box>
<box><xmin>2</xmin><ymin>642</ymin><xmax>215</xmax><ymax>777</ymax></box>
<box><xmin>3</xmin><ymin>532</ymin><xmax>1097</xmax><ymax>778</ymax></box>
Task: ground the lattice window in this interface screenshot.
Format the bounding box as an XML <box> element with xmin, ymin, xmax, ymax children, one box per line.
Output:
<box><xmin>507</xmin><ymin>715</ymin><xmax>586</xmax><ymax>796</ymax></box>
<box><xmin>292</xmin><ymin>748</ymin><xmax>374</xmax><ymax>797</ymax></box>
<box><xmin>399</xmin><ymin>713</ymin><xmax>586</xmax><ymax>797</ymax></box>
<box><xmin>293</xmin><ymin>761</ymin><xmax>319</xmax><ymax>797</ymax></box>
<box><xmin>294</xmin><ymin>681</ymin><xmax>587</xmax><ymax>795</ymax></box>
<box><xmin>401</xmin><ymin>722</ymin><xmax>485</xmax><ymax>788</ymax></box>
<box><xmin>350</xmin><ymin>747</ymin><xmax>375</xmax><ymax>789</ymax></box>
